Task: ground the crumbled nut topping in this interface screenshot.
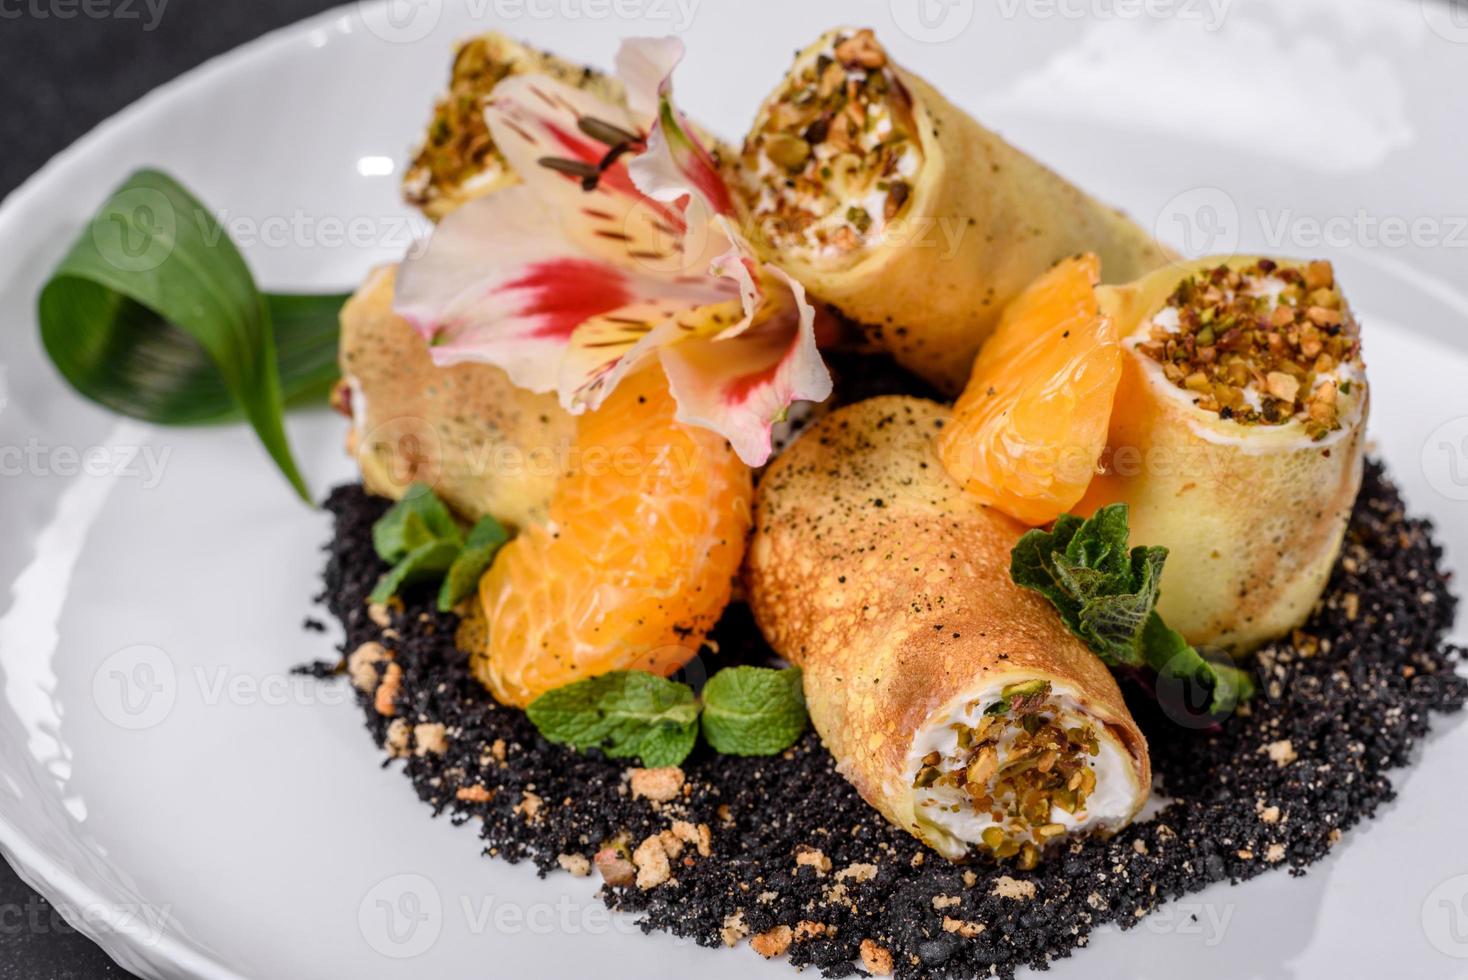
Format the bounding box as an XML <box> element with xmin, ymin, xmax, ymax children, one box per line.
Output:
<box><xmin>630</xmin><ymin>766</ymin><xmax>685</xmax><ymax>802</ymax></box>
<box><xmin>348</xmin><ymin>641</ymin><xmax>388</xmax><ymax>692</ymax></box>
<box><xmin>740</xmin><ymin>29</ymin><xmax>919</xmax><ymax>255</ymax></box>
<box><xmin>750</xmin><ymin>924</ymin><xmax>794</xmax><ymax>958</ymax></box>
<box><xmin>412</xmin><ymin>722</ymin><xmax>449</xmax><ymax>756</ymax></box>
<box><xmin>720</xmin><ymin>911</ymin><xmax>749</xmax><ymax>947</ymax></box>
<box><xmin>633</xmin><ymin>835</ymin><xmax>672</xmax><ymax>889</ymax></box>
<box><xmin>455</xmin><ymin>785</ymin><xmax>494</xmax><ymax>803</ymax></box>
<box><xmin>557</xmin><ymin>853</ymin><xmax>592</xmax><ymax>877</ymax></box>
<box><xmin>795</xmin><ymin>846</ymin><xmax>833</xmax><ymax>874</ymax></box>
<box><xmin>373</xmin><ymin>662</ymin><xmax>403</xmax><ymax>716</ymax></box>
<box><xmin>991</xmin><ymin>875</ymin><xmax>1038</xmax><ymax>900</ymax></box>
<box><xmin>384</xmin><ymin>718</ymin><xmax>411</xmax><ymax>758</ymax></box>
<box><xmin>1134</xmin><ymin>259</ymin><xmax>1362</xmax><ymax>439</ymax></box>
<box><xmin>860</xmin><ymin>938</ymin><xmax>894</xmax><ymax>975</ymax></box>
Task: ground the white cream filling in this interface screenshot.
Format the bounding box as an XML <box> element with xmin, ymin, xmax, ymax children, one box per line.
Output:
<box><xmin>907</xmin><ymin>679</ymin><xmax>1141</xmax><ymax>857</ymax></box>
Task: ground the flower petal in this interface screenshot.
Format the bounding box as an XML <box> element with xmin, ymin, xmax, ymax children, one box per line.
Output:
<box><xmin>558</xmin><ymin>295</ymin><xmax>743</xmax><ymax>413</ymax></box>
<box><xmin>486</xmin><ymin>74</ymin><xmax>690</xmax><ymax>268</ymax></box>
<box><xmin>657</xmin><ymin>268</ymin><xmax>832</xmax><ymax>466</ymax></box>
<box><xmin>614</xmin><ymin>36</ymin><xmax>686</xmax><ymax>123</ymax></box>
<box><xmin>394</xmin><ymin>186</ymin><xmax>705</xmax><ymax>391</ymax></box>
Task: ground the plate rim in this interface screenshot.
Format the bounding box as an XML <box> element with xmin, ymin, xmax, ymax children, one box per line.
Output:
<box><xmin>0</xmin><ymin>5</ymin><xmax>367</xmax><ymax>978</ymax></box>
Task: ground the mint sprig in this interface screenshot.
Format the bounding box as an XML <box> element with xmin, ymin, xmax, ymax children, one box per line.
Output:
<box><xmin>369</xmin><ymin>484</ymin><xmax>509</xmax><ymax>612</ymax></box>
<box><xmin>1011</xmin><ymin>504</ymin><xmax>1254</xmax><ymax>715</ymax></box>
<box><xmin>528</xmin><ymin>666</ymin><xmax>808</xmax><ymax>768</ymax></box>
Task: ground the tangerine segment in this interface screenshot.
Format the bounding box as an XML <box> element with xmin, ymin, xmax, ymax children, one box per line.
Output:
<box><xmin>474</xmin><ymin>365</ymin><xmax>753</xmax><ymax>708</ymax></box>
<box><xmin>937</xmin><ymin>254</ymin><xmax>1121</xmax><ymax>526</ymax></box>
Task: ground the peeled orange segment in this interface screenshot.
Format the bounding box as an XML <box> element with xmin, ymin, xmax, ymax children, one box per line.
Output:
<box><xmin>474</xmin><ymin>365</ymin><xmax>753</xmax><ymax>708</ymax></box>
<box><xmin>937</xmin><ymin>254</ymin><xmax>1121</xmax><ymax>526</ymax></box>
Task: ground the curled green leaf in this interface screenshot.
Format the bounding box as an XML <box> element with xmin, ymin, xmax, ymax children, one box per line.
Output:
<box><xmin>36</xmin><ymin>169</ymin><xmax>348</xmax><ymax>502</ymax></box>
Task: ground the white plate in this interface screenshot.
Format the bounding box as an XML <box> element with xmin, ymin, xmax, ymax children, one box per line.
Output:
<box><xmin>2</xmin><ymin>1</ymin><xmax>1467</xmax><ymax>977</ymax></box>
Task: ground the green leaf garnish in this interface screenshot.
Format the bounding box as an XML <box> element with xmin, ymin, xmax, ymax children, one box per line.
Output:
<box><xmin>527</xmin><ymin>672</ymin><xmax>701</xmax><ymax>768</ymax></box>
<box><xmin>369</xmin><ymin>539</ymin><xmax>462</xmax><ymax>606</ymax></box>
<box><xmin>1010</xmin><ymin>503</ymin><xmax>1254</xmax><ymax>711</ymax></box>
<box><xmin>373</xmin><ymin>484</ymin><xmax>462</xmax><ymax>563</ymax></box>
<box><xmin>1010</xmin><ymin>504</ymin><xmax>1165</xmax><ymax>667</ymax></box>
<box><xmin>527</xmin><ymin>666</ymin><xmax>811</xmax><ymax>767</ymax></box>
<box><xmin>367</xmin><ymin>485</ymin><xmax>511</xmax><ymax>610</ymax></box>
<box><xmin>36</xmin><ymin>169</ymin><xmax>348</xmax><ymax>502</ymax></box>
<box><xmin>700</xmin><ymin>666</ymin><xmax>808</xmax><ymax>756</ymax></box>
<box><xmin>1142</xmin><ymin>613</ymin><xmax>1256</xmax><ymax>716</ymax></box>
<box><xmin>438</xmin><ymin>516</ymin><xmax>509</xmax><ymax>612</ymax></box>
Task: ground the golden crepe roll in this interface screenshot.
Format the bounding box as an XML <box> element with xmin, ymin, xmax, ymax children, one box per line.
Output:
<box><xmin>748</xmin><ymin>397</ymin><xmax>1150</xmax><ymax>864</ymax></box>
<box><xmin>1078</xmin><ymin>256</ymin><xmax>1368</xmax><ymax>652</ymax></box>
<box><xmin>335</xmin><ymin>265</ymin><xmax>574</xmax><ymax>528</ymax></box>
<box><xmin>402</xmin><ymin>33</ymin><xmax>625</xmax><ymax>220</ymax></box>
<box><xmin>736</xmin><ymin>27</ymin><xmax>1171</xmax><ymax>394</ymax></box>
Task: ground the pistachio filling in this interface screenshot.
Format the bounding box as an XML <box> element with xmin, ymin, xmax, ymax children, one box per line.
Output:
<box><xmin>403</xmin><ymin>38</ymin><xmax>520</xmax><ymax>210</ymax></box>
<box><xmin>912</xmin><ymin>681</ymin><xmax>1112</xmax><ymax>869</ymax></box>
<box><xmin>739</xmin><ymin>28</ymin><xmax>923</xmax><ymax>258</ymax></box>
<box><xmin>1133</xmin><ymin>259</ymin><xmax>1362</xmax><ymax>439</ymax></box>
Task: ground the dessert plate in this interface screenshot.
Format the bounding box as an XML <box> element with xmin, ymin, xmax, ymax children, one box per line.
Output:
<box><xmin>1</xmin><ymin>1</ymin><xmax>1465</xmax><ymax>977</ymax></box>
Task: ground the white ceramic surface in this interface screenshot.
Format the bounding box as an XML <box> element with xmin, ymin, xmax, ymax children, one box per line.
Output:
<box><xmin>1</xmin><ymin>1</ymin><xmax>1466</xmax><ymax>977</ymax></box>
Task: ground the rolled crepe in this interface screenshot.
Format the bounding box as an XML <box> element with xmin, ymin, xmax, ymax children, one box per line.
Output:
<box><xmin>335</xmin><ymin>265</ymin><xmax>574</xmax><ymax>528</ymax></box>
<box><xmin>402</xmin><ymin>33</ymin><xmax>625</xmax><ymax>220</ymax></box>
<box><xmin>747</xmin><ymin>396</ymin><xmax>1150</xmax><ymax>863</ymax></box>
<box><xmin>1078</xmin><ymin>256</ymin><xmax>1368</xmax><ymax>651</ymax></box>
<box><xmin>736</xmin><ymin>27</ymin><xmax>1172</xmax><ymax>394</ymax></box>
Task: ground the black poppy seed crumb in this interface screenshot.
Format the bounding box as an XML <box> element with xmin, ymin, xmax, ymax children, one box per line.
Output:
<box><xmin>313</xmin><ymin>455</ymin><xmax>1463</xmax><ymax>980</ymax></box>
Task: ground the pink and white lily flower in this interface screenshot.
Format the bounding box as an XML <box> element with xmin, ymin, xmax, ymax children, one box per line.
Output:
<box><xmin>393</xmin><ymin>37</ymin><xmax>831</xmax><ymax>466</ymax></box>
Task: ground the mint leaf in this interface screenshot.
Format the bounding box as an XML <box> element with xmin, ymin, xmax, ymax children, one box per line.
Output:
<box><xmin>1143</xmin><ymin>613</ymin><xmax>1256</xmax><ymax>716</ymax></box>
<box><xmin>634</xmin><ymin>723</ymin><xmax>700</xmax><ymax>769</ymax></box>
<box><xmin>437</xmin><ymin>516</ymin><xmax>509</xmax><ymax>612</ymax></box>
<box><xmin>369</xmin><ymin>539</ymin><xmax>461</xmax><ymax>605</ymax></box>
<box><xmin>527</xmin><ymin>671</ymin><xmax>700</xmax><ymax>768</ymax></box>
<box><xmin>1011</xmin><ymin>503</ymin><xmax>1254</xmax><ymax>710</ymax></box>
<box><xmin>373</xmin><ymin>484</ymin><xmax>461</xmax><ymax>563</ymax></box>
<box><xmin>701</xmin><ymin>666</ymin><xmax>808</xmax><ymax>756</ymax></box>
<box><xmin>1011</xmin><ymin>504</ymin><xmax>1165</xmax><ymax>667</ymax></box>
